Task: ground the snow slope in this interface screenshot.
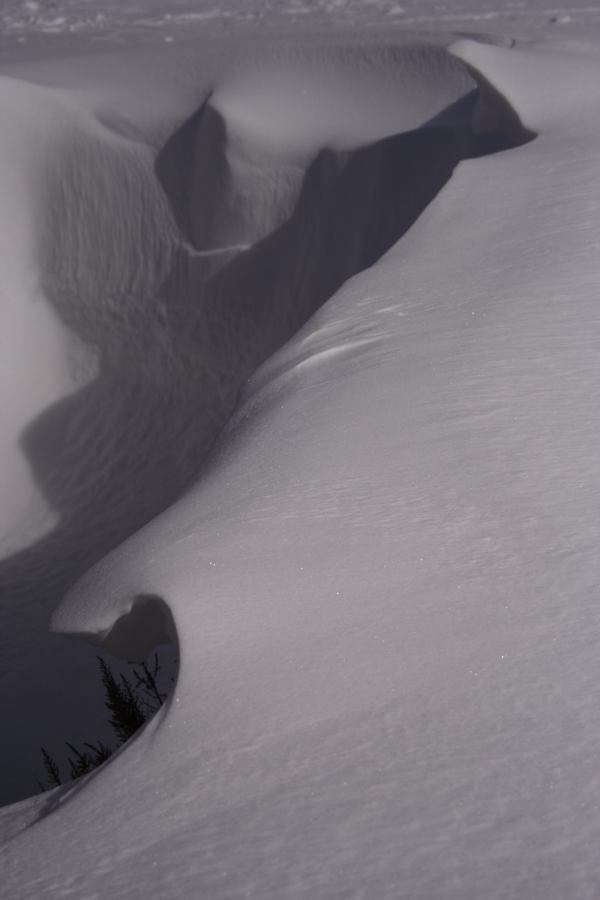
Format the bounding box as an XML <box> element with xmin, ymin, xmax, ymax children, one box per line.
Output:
<box><xmin>2</xmin><ymin>20</ymin><xmax>600</xmax><ymax>900</ymax></box>
<box><xmin>0</xmin><ymin>33</ymin><xmax>482</xmax><ymax>808</ymax></box>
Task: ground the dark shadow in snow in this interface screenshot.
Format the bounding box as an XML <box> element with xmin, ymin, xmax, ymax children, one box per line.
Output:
<box><xmin>154</xmin><ymin>97</ymin><xmax>217</xmax><ymax>247</ymax></box>
<box><xmin>27</xmin><ymin>594</ymin><xmax>179</xmax><ymax>829</ymax></box>
<box><xmin>0</xmin><ymin>86</ymin><xmax>531</xmax><ymax>806</ymax></box>
<box><xmin>97</xmin><ymin>594</ymin><xmax>178</xmax><ymax>661</ymax></box>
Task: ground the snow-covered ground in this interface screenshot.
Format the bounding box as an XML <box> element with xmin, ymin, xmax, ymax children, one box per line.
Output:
<box><xmin>2</xmin><ymin>2</ymin><xmax>600</xmax><ymax>898</ymax></box>
<box><xmin>0</xmin><ymin>0</ymin><xmax>598</xmax><ymax>57</ymax></box>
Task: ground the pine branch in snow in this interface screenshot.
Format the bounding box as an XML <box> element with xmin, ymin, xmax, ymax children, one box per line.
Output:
<box><xmin>131</xmin><ymin>654</ymin><xmax>167</xmax><ymax>713</ymax></box>
<box><xmin>83</xmin><ymin>741</ymin><xmax>113</xmax><ymax>766</ymax></box>
<box><xmin>65</xmin><ymin>743</ymin><xmax>94</xmax><ymax>780</ymax></box>
<box><xmin>40</xmin><ymin>747</ymin><xmax>61</xmax><ymax>788</ymax></box>
<box><xmin>97</xmin><ymin>656</ymin><xmax>148</xmax><ymax>743</ymax></box>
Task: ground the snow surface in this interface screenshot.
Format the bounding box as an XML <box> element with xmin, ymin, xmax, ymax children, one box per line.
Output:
<box><xmin>2</xmin><ymin>5</ymin><xmax>600</xmax><ymax>899</ymax></box>
<box><xmin>0</xmin><ymin>0</ymin><xmax>599</xmax><ymax>59</ymax></box>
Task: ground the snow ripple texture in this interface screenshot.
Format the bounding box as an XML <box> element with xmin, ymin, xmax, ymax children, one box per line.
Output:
<box><xmin>2</xmin><ymin>25</ymin><xmax>600</xmax><ymax>900</ymax></box>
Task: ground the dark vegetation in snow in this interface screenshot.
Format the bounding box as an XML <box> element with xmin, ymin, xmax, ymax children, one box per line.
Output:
<box><xmin>37</xmin><ymin>652</ymin><xmax>171</xmax><ymax>792</ymax></box>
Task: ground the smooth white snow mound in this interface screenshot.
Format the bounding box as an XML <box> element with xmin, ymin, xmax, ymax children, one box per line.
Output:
<box><xmin>3</xmin><ymin>33</ymin><xmax>600</xmax><ymax>900</ymax></box>
<box><xmin>452</xmin><ymin>36</ymin><xmax>600</xmax><ymax>132</ymax></box>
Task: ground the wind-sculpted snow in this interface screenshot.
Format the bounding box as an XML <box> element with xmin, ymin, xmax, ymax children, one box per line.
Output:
<box><xmin>0</xmin><ymin>35</ymin><xmax>487</xmax><ymax>805</ymax></box>
<box><xmin>2</xmin><ymin>30</ymin><xmax>600</xmax><ymax>900</ymax></box>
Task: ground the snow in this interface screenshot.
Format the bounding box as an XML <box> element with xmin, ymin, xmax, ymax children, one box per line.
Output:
<box><xmin>1</xmin><ymin>0</ymin><xmax>600</xmax><ymax>60</ymax></box>
<box><xmin>2</xmin><ymin>4</ymin><xmax>600</xmax><ymax>899</ymax></box>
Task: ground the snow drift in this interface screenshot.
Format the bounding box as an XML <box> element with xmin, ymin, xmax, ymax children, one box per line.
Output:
<box><xmin>0</xmin><ymin>36</ymin><xmax>501</xmax><ymax>807</ymax></box>
<box><xmin>2</xmin><ymin>27</ymin><xmax>600</xmax><ymax>900</ymax></box>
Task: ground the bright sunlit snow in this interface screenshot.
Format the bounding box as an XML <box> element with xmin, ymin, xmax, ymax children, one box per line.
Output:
<box><xmin>1</xmin><ymin>2</ymin><xmax>600</xmax><ymax>899</ymax></box>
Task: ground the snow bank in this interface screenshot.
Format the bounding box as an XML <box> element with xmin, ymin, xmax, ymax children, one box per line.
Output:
<box><xmin>0</xmin><ymin>34</ymin><xmax>475</xmax><ymax>805</ymax></box>
<box><xmin>3</xmin><ymin>29</ymin><xmax>600</xmax><ymax>900</ymax></box>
